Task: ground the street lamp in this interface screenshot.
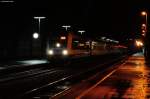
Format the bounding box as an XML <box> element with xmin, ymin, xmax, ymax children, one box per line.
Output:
<box><xmin>33</xmin><ymin>16</ymin><xmax>46</xmax><ymax>57</ymax></box>
<box><xmin>78</xmin><ymin>30</ymin><xmax>85</xmax><ymax>35</ymax></box>
<box><xmin>62</xmin><ymin>25</ymin><xmax>71</xmax><ymax>31</ymax></box>
<box><xmin>142</xmin><ymin>24</ymin><xmax>146</xmax><ymax>27</ymax></box>
<box><xmin>33</xmin><ymin>32</ymin><xmax>39</xmax><ymax>39</ymax></box>
<box><xmin>141</xmin><ymin>11</ymin><xmax>147</xmax><ymax>33</ymax></box>
<box><xmin>62</xmin><ymin>25</ymin><xmax>72</xmax><ymax>50</ymax></box>
<box><xmin>141</xmin><ymin>11</ymin><xmax>148</xmax><ymax>57</ymax></box>
<box><xmin>34</xmin><ymin>16</ymin><xmax>46</xmax><ymax>35</ymax></box>
<box><xmin>141</xmin><ymin>11</ymin><xmax>147</xmax><ymax>16</ymax></box>
<box><xmin>135</xmin><ymin>40</ymin><xmax>143</xmax><ymax>47</ymax></box>
<box><xmin>141</xmin><ymin>24</ymin><xmax>146</xmax><ymax>36</ymax></box>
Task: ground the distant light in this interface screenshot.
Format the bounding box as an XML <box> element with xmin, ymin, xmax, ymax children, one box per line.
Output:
<box><xmin>79</xmin><ymin>43</ymin><xmax>84</xmax><ymax>46</ymax></box>
<box><xmin>92</xmin><ymin>41</ymin><xmax>97</xmax><ymax>45</ymax></box>
<box><xmin>62</xmin><ymin>25</ymin><xmax>71</xmax><ymax>31</ymax></box>
<box><xmin>86</xmin><ymin>41</ymin><xmax>90</xmax><ymax>45</ymax></box>
<box><xmin>78</xmin><ymin>30</ymin><xmax>85</xmax><ymax>35</ymax></box>
<box><xmin>142</xmin><ymin>24</ymin><xmax>146</xmax><ymax>27</ymax></box>
<box><xmin>115</xmin><ymin>41</ymin><xmax>119</xmax><ymax>43</ymax></box>
<box><xmin>56</xmin><ymin>43</ymin><xmax>61</xmax><ymax>48</ymax></box>
<box><xmin>62</xmin><ymin>50</ymin><xmax>68</xmax><ymax>55</ymax></box>
<box><xmin>106</xmin><ymin>39</ymin><xmax>110</xmax><ymax>42</ymax></box>
<box><xmin>34</xmin><ymin>16</ymin><xmax>46</xmax><ymax>19</ymax></box>
<box><xmin>0</xmin><ymin>0</ymin><xmax>14</xmax><ymax>3</ymax></box>
<box><xmin>33</xmin><ymin>33</ymin><xmax>39</xmax><ymax>39</ymax></box>
<box><xmin>136</xmin><ymin>40</ymin><xmax>143</xmax><ymax>47</ymax></box>
<box><xmin>74</xmin><ymin>41</ymin><xmax>79</xmax><ymax>43</ymax></box>
<box><xmin>142</xmin><ymin>33</ymin><xmax>145</xmax><ymax>36</ymax></box>
<box><xmin>48</xmin><ymin>50</ymin><xmax>54</xmax><ymax>55</ymax></box>
<box><xmin>62</xmin><ymin>25</ymin><xmax>71</xmax><ymax>28</ymax></box>
<box><xmin>141</xmin><ymin>11</ymin><xmax>147</xmax><ymax>16</ymax></box>
<box><xmin>60</xmin><ymin>36</ymin><xmax>66</xmax><ymax>40</ymax></box>
<box><xmin>142</xmin><ymin>30</ymin><xmax>146</xmax><ymax>33</ymax></box>
<box><xmin>109</xmin><ymin>40</ymin><xmax>113</xmax><ymax>42</ymax></box>
<box><xmin>101</xmin><ymin>37</ymin><xmax>106</xmax><ymax>40</ymax></box>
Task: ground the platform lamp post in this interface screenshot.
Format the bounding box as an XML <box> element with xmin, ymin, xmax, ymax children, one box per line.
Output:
<box><xmin>62</xmin><ymin>25</ymin><xmax>71</xmax><ymax>31</ymax></box>
<box><xmin>78</xmin><ymin>30</ymin><xmax>91</xmax><ymax>55</ymax></box>
<box><xmin>141</xmin><ymin>11</ymin><xmax>147</xmax><ymax>36</ymax></box>
<box><xmin>33</xmin><ymin>16</ymin><xmax>46</xmax><ymax>36</ymax></box>
<box><xmin>78</xmin><ymin>30</ymin><xmax>85</xmax><ymax>44</ymax></box>
<box><xmin>62</xmin><ymin>25</ymin><xmax>72</xmax><ymax>50</ymax></box>
<box><xmin>33</xmin><ymin>16</ymin><xmax>46</xmax><ymax>58</ymax></box>
<box><xmin>78</xmin><ymin>30</ymin><xmax>92</xmax><ymax>55</ymax></box>
<box><xmin>141</xmin><ymin>11</ymin><xmax>149</xmax><ymax>61</ymax></box>
<box><xmin>33</xmin><ymin>32</ymin><xmax>39</xmax><ymax>39</ymax></box>
<box><xmin>78</xmin><ymin>30</ymin><xmax>85</xmax><ymax>35</ymax></box>
<box><xmin>141</xmin><ymin>24</ymin><xmax>146</xmax><ymax>36</ymax></box>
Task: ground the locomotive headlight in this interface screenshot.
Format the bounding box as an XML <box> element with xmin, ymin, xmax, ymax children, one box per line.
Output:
<box><xmin>48</xmin><ymin>50</ymin><xmax>54</xmax><ymax>55</ymax></box>
<box><xmin>62</xmin><ymin>50</ymin><xmax>68</xmax><ymax>55</ymax></box>
<box><xmin>56</xmin><ymin>43</ymin><xmax>61</xmax><ymax>48</ymax></box>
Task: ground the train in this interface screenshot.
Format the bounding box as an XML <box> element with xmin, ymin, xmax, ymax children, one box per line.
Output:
<box><xmin>46</xmin><ymin>31</ymin><xmax>127</xmax><ymax>60</ymax></box>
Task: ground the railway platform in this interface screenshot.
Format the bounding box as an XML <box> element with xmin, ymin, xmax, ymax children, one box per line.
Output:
<box><xmin>77</xmin><ymin>53</ymin><xmax>150</xmax><ymax>99</ymax></box>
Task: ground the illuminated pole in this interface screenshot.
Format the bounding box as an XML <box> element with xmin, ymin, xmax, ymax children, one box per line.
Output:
<box><xmin>33</xmin><ymin>16</ymin><xmax>46</xmax><ymax>57</ymax></box>
<box><xmin>62</xmin><ymin>25</ymin><xmax>72</xmax><ymax>50</ymax></box>
<box><xmin>142</xmin><ymin>24</ymin><xmax>146</xmax><ymax>36</ymax></box>
<box><xmin>34</xmin><ymin>16</ymin><xmax>46</xmax><ymax>35</ymax></box>
<box><xmin>78</xmin><ymin>30</ymin><xmax>85</xmax><ymax>47</ymax></box>
<box><xmin>141</xmin><ymin>11</ymin><xmax>148</xmax><ymax>59</ymax></box>
<box><xmin>78</xmin><ymin>30</ymin><xmax>85</xmax><ymax>35</ymax></box>
<box><xmin>62</xmin><ymin>25</ymin><xmax>71</xmax><ymax>31</ymax></box>
<box><xmin>141</xmin><ymin>11</ymin><xmax>147</xmax><ymax>35</ymax></box>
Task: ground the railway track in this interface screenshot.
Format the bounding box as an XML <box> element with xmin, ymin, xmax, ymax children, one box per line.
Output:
<box><xmin>22</xmin><ymin>55</ymin><xmax>127</xmax><ymax>99</ymax></box>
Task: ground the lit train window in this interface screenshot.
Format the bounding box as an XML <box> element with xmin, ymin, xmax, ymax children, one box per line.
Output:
<box><xmin>72</xmin><ymin>39</ymin><xmax>89</xmax><ymax>50</ymax></box>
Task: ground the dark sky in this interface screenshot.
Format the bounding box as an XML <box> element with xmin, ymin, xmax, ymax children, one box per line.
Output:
<box><xmin>0</xmin><ymin>0</ymin><xmax>150</xmax><ymax>42</ymax></box>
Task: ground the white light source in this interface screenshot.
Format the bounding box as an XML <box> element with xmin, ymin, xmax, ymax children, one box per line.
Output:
<box><xmin>34</xmin><ymin>16</ymin><xmax>46</xmax><ymax>19</ymax></box>
<box><xmin>142</xmin><ymin>30</ymin><xmax>146</xmax><ymax>33</ymax></box>
<box><xmin>0</xmin><ymin>0</ymin><xmax>14</xmax><ymax>3</ymax></box>
<box><xmin>115</xmin><ymin>41</ymin><xmax>119</xmax><ymax>43</ymax></box>
<box><xmin>141</xmin><ymin>11</ymin><xmax>147</xmax><ymax>16</ymax></box>
<box><xmin>62</xmin><ymin>50</ymin><xmax>68</xmax><ymax>55</ymax></box>
<box><xmin>78</xmin><ymin>30</ymin><xmax>85</xmax><ymax>35</ymax></box>
<box><xmin>106</xmin><ymin>39</ymin><xmax>110</xmax><ymax>42</ymax></box>
<box><xmin>33</xmin><ymin>16</ymin><xmax>46</xmax><ymax>34</ymax></box>
<box><xmin>33</xmin><ymin>33</ymin><xmax>39</xmax><ymax>39</ymax></box>
<box><xmin>101</xmin><ymin>37</ymin><xmax>106</xmax><ymax>40</ymax></box>
<box><xmin>62</xmin><ymin>25</ymin><xmax>71</xmax><ymax>31</ymax></box>
<box><xmin>60</xmin><ymin>36</ymin><xmax>66</xmax><ymax>40</ymax></box>
<box><xmin>142</xmin><ymin>24</ymin><xmax>146</xmax><ymax>27</ymax></box>
<box><xmin>48</xmin><ymin>50</ymin><xmax>54</xmax><ymax>55</ymax></box>
<box><xmin>74</xmin><ymin>41</ymin><xmax>79</xmax><ymax>43</ymax></box>
<box><xmin>56</xmin><ymin>43</ymin><xmax>61</xmax><ymax>48</ymax></box>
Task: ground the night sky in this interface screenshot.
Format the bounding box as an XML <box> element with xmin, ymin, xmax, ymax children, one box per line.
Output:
<box><xmin>0</xmin><ymin>0</ymin><xmax>150</xmax><ymax>43</ymax></box>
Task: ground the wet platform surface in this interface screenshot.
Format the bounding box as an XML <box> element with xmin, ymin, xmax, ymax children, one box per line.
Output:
<box><xmin>77</xmin><ymin>53</ymin><xmax>150</xmax><ymax>99</ymax></box>
<box><xmin>0</xmin><ymin>59</ymin><xmax>49</xmax><ymax>70</ymax></box>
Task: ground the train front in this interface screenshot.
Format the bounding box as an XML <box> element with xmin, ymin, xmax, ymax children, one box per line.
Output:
<box><xmin>46</xmin><ymin>35</ymin><xmax>69</xmax><ymax>60</ymax></box>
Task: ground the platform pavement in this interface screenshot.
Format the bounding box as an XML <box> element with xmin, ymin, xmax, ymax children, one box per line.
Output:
<box><xmin>78</xmin><ymin>53</ymin><xmax>150</xmax><ymax>99</ymax></box>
